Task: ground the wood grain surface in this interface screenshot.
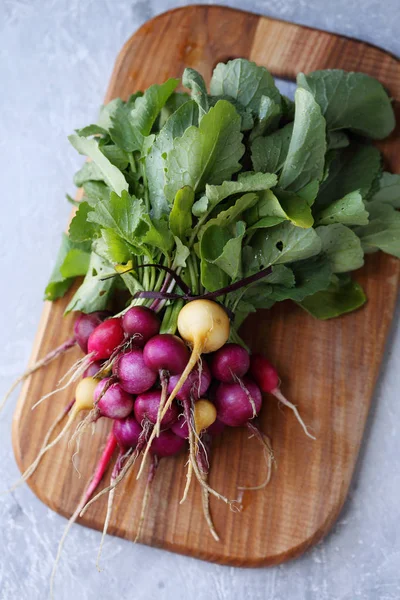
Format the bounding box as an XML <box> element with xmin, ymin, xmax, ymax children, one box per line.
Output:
<box><xmin>12</xmin><ymin>5</ymin><xmax>400</xmax><ymax>566</ymax></box>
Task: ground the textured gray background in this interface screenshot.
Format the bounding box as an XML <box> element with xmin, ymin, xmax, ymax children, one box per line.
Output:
<box><xmin>0</xmin><ymin>1</ymin><xmax>399</xmax><ymax>599</ymax></box>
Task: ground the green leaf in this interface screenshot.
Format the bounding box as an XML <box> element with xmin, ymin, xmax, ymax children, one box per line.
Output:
<box><xmin>140</xmin><ymin>216</ymin><xmax>174</xmax><ymax>255</ymax></box>
<box><xmin>130</xmin><ymin>79</ymin><xmax>179</xmax><ymax>138</ymax></box>
<box><xmin>279</xmin><ymin>88</ymin><xmax>326</xmax><ymax>191</ymax></box>
<box><xmin>182</xmin><ymin>68</ymin><xmax>209</xmax><ymax>118</ymax></box>
<box><xmin>192</xmin><ymin>195</ymin><xmax>208</xmax><ymax>217</ymax></box>
<box><xmin>73</xmin><ymin>162</ymin><xmax>104</xmax><ymax>187</ymax></box>
<box><xmin>44</xmin><ymin>234</ymin><xmax>76</xmax><ymax>301</ymax></box>
<box><xmin>208</xmin><ymin>95</ymin><xmax>254</xmax><ymax>131</ymax></box>
<box><xmin>83</xmin><ymin>181</ymin><xmax>110</xmax><ymax>205</ymax></box>
<box><xmin>201</xmin><ymin>221</ymin><xmax>246</xmax><ymax>280</ymax></box>
<box><xmin>297</xmin><ymin>180</ymin><xmax>320</xmax><ymax>206</ymax></box>
<box><xmin>251</xmin><ymin>122</ymin><xmax>293</xmax><ymax>173</ymax></box>
<box><xmin>106</xmin><ymin>80</ymin><xmax>178</xmax><ymax>152</ymax></box>
<box><xmin>200</xmin><ymin>261</ymin><xmax>229</xmax><ymax>293</ymax></box>
<box><xmin>100</xmin><ymin>144</ymin><xmax>129</xmax><ymax>170</ymax></box>
<box><xmin>246</xmin><ymin>189</ymin><xmax>314</xmax><ymax>230</ymax></box>
<box><xmin>59</xmin><ymin>249</ymin><xmax>91</xmax><ymax>278</ymax></box>
<box><xmin>316</xmin><ymin>143</ymin><xmax>382</xmax><ymax>208</ymax></box>
<box><xmin>108</xmin><ymin>101</ymin><xmax>143</xmax><ymax>152</ymax></box>
<box><xmin>205</xmin><ymin>172</ymin><xmax>277</xmax><ymax>209</ymax></box>
<box><xmin>158</xmin><ymin>92</ymin><xmax>191</xmax><ymax>128</ymax></box>
<box><xmin>250</xmin><ymin>96</ymin><xmax>281</xmax><ymax>140</ymax></box>
<box><xmin>87</xmin><ymin>190</ymin><xmax>147</xmax><ymax>246</ymax></box>
<box><xmin>75</xmin><ymin>124</ymin><xmax>108</xmax><ymax>137</ymax></box>
<box><xmin>65</xmin><ymin>251</ymin><xmax>115</xmax><ymax>314</ymax></box>
<box><xmin>327</xmin><ymin>131</ymin><xmax>349</xmax><ymax>150</ymax></box>
<box><xmin>210</xmin><ymin>59</ymin><xmax>281</xmax><ymax>112</ymax></box>
<box><xmin>247</xmin><ymin>221</ymin><xmax>322</xmax><ymax>272</ymax></box>
<box><xmin>69</xmin><ymin>201</ymin><xmax>99</xmax><ymax>242</ymax></box>
<box><xmin>354</xmin><ymin>201</ymin><xmax>400</xmax><ymax>258</ymax></box>
<box><xmin>316</xmin><ymin>224</ymin><xmax>364</xmax><ymax>272</ymax></box>
<box><xmin>299</xmin><ymin>275</ymin><xmax>366</xmax><ymax>319</ymax></box>
<box><xmin>44</xmin><ymin>234</ymin><xmax>91</xmax><ymax>301</ymax></box>
<box><xmin>145</xmin><ymin>100</ymin><xmax>199</xmax><ymax>217</ymax></box>
<box><xmin>69</xmin><ymin>135</ymin><xmax>128</xmax><ymax>196</ymax></box>
<box><xmin>274</xmin><ymin>189</ymin><xmax>314</xmax><ymax>228</ymax></box>
<box><xmin>101</xmin><ymin>228</ymin><xmax>132</xmax><ymax>264</ymax></box>
<box><xmin>297</xmin><ymin>70</ymin><xmax>395</xmax><ymax>139</ymax></box>
<box><xmin>371</xmin><ymin>172</ymin><xmax>400</xmax><ymax>208</ymax></box>
<box><xmin>200</xmin><ymin>193</ymin><xmax>259</xmax><ymax>237</ymax></box>
<box><xmin>169</xmin><ymin>186</ymin><xmax>194</xmax><ymax>240</ymax></box>
<box><xmin>316</xmin><ymin>191</ymin><xmax>369</xmax><ymax>226</ymax></box>
<box><xmin>164</xmin><ymin>100</ymin><xmax>244</xmax><ymax>202</ymax></box>
<box><xmin>245</xmin><ymin>256</ymin><xmax>331</xmax><ymax>306</ymax></box>
<box><xmin>172</xmin><ymin>237</ymin><xmax>190</xmax><ymax>268</ymax></box>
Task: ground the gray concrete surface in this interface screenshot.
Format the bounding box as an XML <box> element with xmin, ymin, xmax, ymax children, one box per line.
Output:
<box><xmin>0</xmin><ymin>1</ymin><xmax>399</xmax><ymax>599</ymax></box>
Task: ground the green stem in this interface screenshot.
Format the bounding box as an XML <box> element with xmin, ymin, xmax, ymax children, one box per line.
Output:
<box><xmin>160</xmin><ymin>299</ymin><xmax>184</xmax><ymax>334</ymax></box>
<box><xmin>229</xmin><ymin>327</ymin><xmax>250</xmax><ymax>351</ymax></box>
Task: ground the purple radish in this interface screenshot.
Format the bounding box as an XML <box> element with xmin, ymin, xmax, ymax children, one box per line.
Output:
<box><xmin>143</xmin><ymin>334</ymin><xmax>189</xmax><ymax>434</ymax></box>
<box><xmin>112</xmin><ymin>416</ymin><xmax>143</xmax><ymax>452</ymax></box>
<box><xmin>134</xmin><ymin>389</ymin><xmax>178</xmax><ymax>429</ymax></box>
<box><xmin>167</xmin><ymin>361</ymin><xmax>211</xmax><ymax>401</ymax></box>
<box><xmin>210</xmin><ymin>343</ymin><xmax>250</xmax><ymax>383</ymax></box>
<box><xmin>94</xmin><ymin>378</ymin><xmax>134</xmax><ymax>419</ymax></box>
<box><xmin>214</xmin><ymin>378</ymin><xmax>262</xmax><ymax>427</ymax></box>
<box><xmin>83</xmin><ymin>361</ymin><xmax>104</xmax><ymax>378</ymax></box>
<box><xmin>150</xmin><ymin>429</ymin><xmax>186</xmax><ymax>457</ymax></box>
<box><xmin>74</xmin><ymin>311</ymin><xmax>110</xmax><ymax>353</ymax></box>
<box><xmin>171</xmin><ymin>417</ymin><xmax>189</xmax><ymax>439</ymax></box>
<box><xmin>122</xmin><ymin>306</ymin><xmax>160</xmax><ymax>347</ymax></box>
<box><xmin>113</xmin><ymin>349</ymin><xmax>157</xmax><ymax>394</ymax></box>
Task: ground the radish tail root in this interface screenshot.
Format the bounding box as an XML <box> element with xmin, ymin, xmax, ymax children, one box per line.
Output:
<box><xmin>0</xmin><ymin>337</ymin><xmax>77</xmax><ymax>416</ymax></box>
<box><xmin>234</xmin><ymin>375</ymin><xmax>257</xmax><ymax>418</ymax></box>
<box><xmin>32</xmin><ymin>353</ymin><xmax>94</xmax><ymax>410</ymax></box>
<box><xmin>80</xmin><ymin>433</ymin><xmax>147</xmax><ymax>517</ymax></box>
<box><xmin>182</xmin><ymin>397</ymin><xmax>238</xmax><ymax>511</ymax></box>
<box><xmin>6</xmin><ymin>400</ymin><xmax>77</xmax><ymax>493</ymax></box>
<box><xmin>241</xmin><ymin>421</ymin><xmax>275</xmax><ymax>492</ymax></box>
<box><xmin>272</xmin><ymin>388</ymin><xmax>316</xmax><ymax>440</ymax></box>
<box><xmin>96</xmin><ymin>451</ymin><xmax>124</xmax><ymax>570</ymax></box>
<box><xmin>69</xmin><ymin>409</ymin><xmax>100</xmax><ymax>474</ymax></box>
<box><xmin>198</xmin><ymin>433</ymin><xmax>219</xmax><ymax>542</ymax></box>
<box><xmin>134</xmin><ymin>455</ymin><xmax>158</xmax><ymax>543</ymax></box>
<box><xmin>180</xmin><ymin>396</ymin><xmax>195</xmax><ymax>504</ymax></box>
<box><xmin>155</xmin><ymin>370</ymin><xmax>169</xmax><ymax>437</ymax></box>
<box><xmin>50</xmin><ymin>431</ymin><xmax>117</xmax><ymax>598</ymax></box>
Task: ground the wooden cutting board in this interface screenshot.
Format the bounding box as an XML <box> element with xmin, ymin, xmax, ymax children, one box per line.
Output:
<box><xmin>12</xmin><ymin>5</ymin><xmax>400</xmax><ymax>566</ymax></box>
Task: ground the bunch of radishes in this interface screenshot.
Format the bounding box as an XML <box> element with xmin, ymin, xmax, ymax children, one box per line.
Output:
<box><xmin>5</xmin><ymin>298</ymin><xmax>314</xmax><ymax>593</ymax></box>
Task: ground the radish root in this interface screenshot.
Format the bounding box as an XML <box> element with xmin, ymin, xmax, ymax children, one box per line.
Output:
<box><xmin>79</xmin><ymin>435</ymin><xmax>147</xmax><ymax>517</ymax></box>
<box><xmin>272</xmin><ymin>388</ymin><xmax>316</xmax><ymax>440</ymax></box>
<box><xmin>50</xmin><ymin>431</ymin><xmax>117</xmax><ymax>598</ymax></box>
<box><xmin>96</xmin><ymin>452</ymin><xmax>125</xmax><ymax>570</ymax></box>
<box><xmin>5</xmin><ymin>399</ymin><xmax>76</xmax><ymax>493</ymax></box>
<box><xmin>134</xmin><ymin>455</ymin><xmax>158</xmax><ymax>543</ymax></box>
<box><xmin>155</xmin><ymin>369</ymin><xmax>169</xmax><ymax>437</ymax></box>
<box><xmin>0</xmin><ymin>337</ymin><xmax>76</xmax><ymax>416</ymax></box>
<box><xmin>32</xmin><ymin>353</ymin><xmax>94</xmax><ymax>410</ymax></box>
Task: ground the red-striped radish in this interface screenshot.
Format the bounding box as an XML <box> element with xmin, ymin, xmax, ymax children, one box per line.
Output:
<box><xmin>87</xmin><ymin>318</ymin><xmax>125</xmax><ymax>360</ymax></box>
